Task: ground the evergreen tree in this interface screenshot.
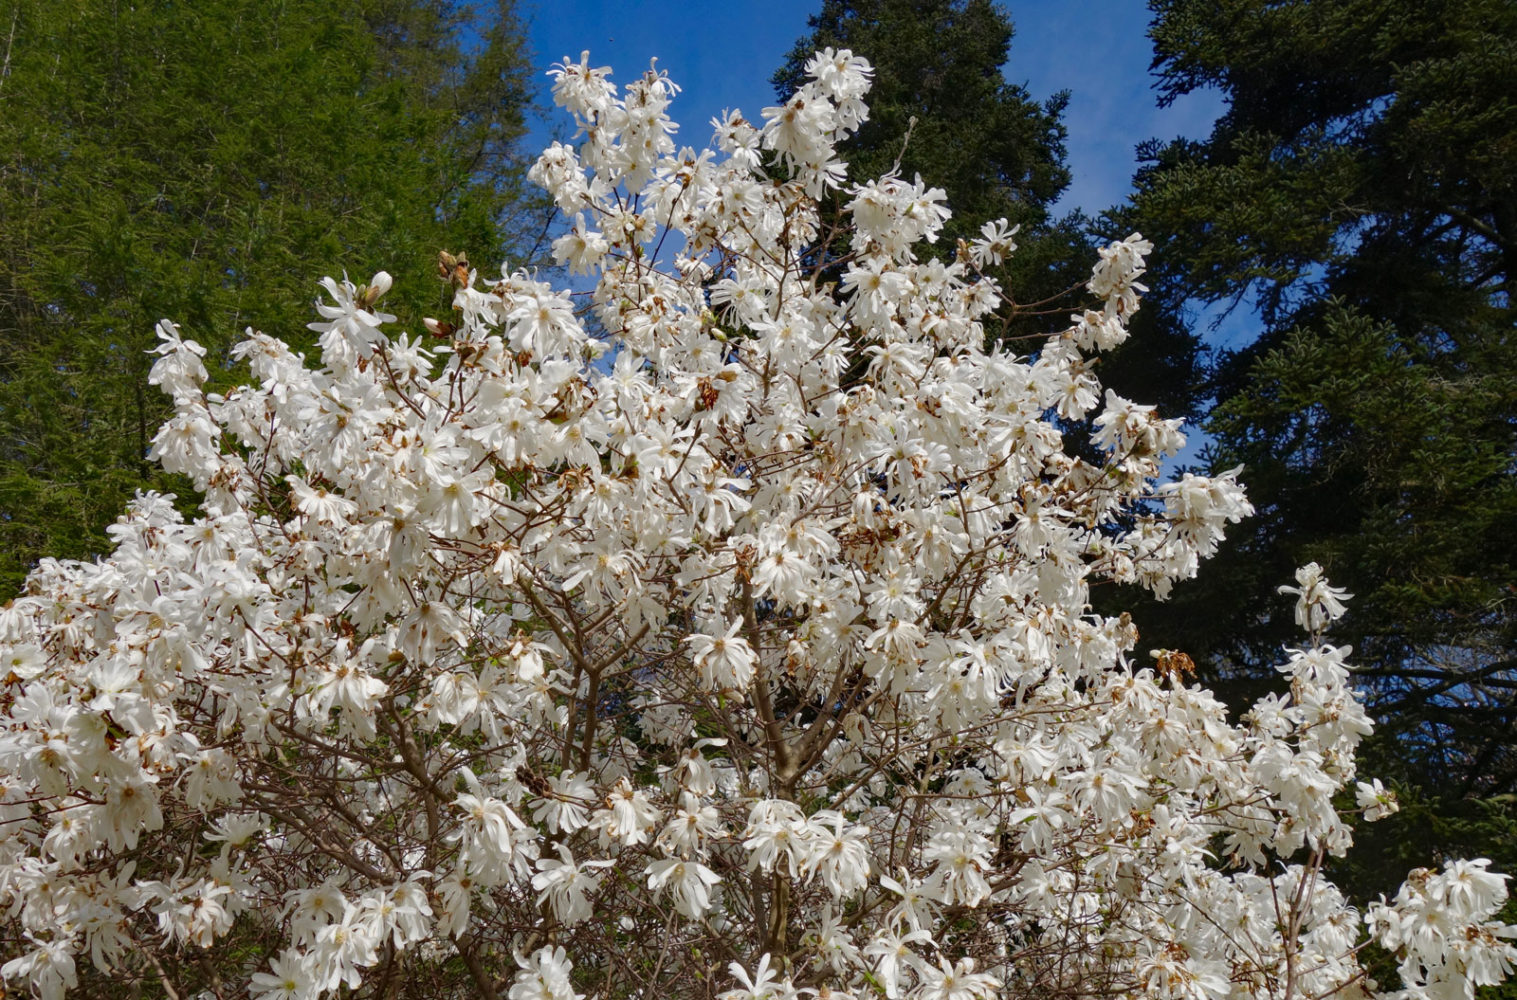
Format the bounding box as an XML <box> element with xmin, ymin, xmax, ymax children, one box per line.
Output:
<box><xmin>1118</xmin><ymin>0</ymin><xmax>1517</xmax><ymax>903</ymax></box>
<box><xmin>0</xmin><ymin>0</ymin><xmax>546</xmax><ymax>594</ymax></box>
<box><xmin>773</xmin><ymin>0</ymin><xmax>1204</xmax><ymax>420</ymax></box>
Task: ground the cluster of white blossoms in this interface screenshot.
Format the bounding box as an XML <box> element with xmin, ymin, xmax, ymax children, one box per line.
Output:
<box><xmin>0</xmin><ymin>47</ymin><xmax>1513</xmax><ymax>1000</ymax></box>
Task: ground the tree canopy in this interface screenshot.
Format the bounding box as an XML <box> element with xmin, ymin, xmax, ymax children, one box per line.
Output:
<box><xmin>0</xmin><ymin>0</ymin><xmax>547</xmax><ymax>594</ymax></box>
<box><xmin>1116</xmin><ymin>0</ymin><xmax>1517</xmax><ymax>900</ymax></box>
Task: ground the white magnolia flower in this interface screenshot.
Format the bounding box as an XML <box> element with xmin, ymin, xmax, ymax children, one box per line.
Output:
<box><xmin>685</xmin><ymin>620</ymin><xmax>758</xmax><ymax>692</ymax></box>
<box><xmin>249</xmin><ymin>950</ymin><xmax>318</xmax><ymax>1000</ymax></box>
<box><xmin>864</xmin><ymin>927</ymin><xmax>933</xmax><ymax>998</ymax></box>
<box><xmin>646</xmin><ymin>856</ymin><xmax>722</xmax><ymax>918</ymax></box>
<box><xmin>915</xmin><ymin>956</ymin><xmax>1000</xmax><ymax>1000</ymax></box>
<box><xmin>720</xmin><ymin>954</ymin><xmax>796</xmax><ymax>1000</ymax></box>
<box><xmin>510</xmin><ymin>945</ymin><xmax>583</xmax><ymax>1000</ymax></box>
<box><xmin>1278</xmin><ymin>561</ymin><xmax>1353</xmax><ymax>632</ymax></box>
<box><xmin>533</xmin><ymin>845</ymin><xmax>612</xmax><ymax>925</ymax></box>
<box><xmin>800</xmin><ymin>810</ymin><xmax>872</xmax><ymax>899</ymax></box>
<box><xmin>1355</xmin><ymin>778</ymin><xmax>1400</xmax><ymax>822</ymax></box>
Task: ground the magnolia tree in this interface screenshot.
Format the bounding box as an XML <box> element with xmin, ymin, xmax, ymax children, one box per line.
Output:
<box><xmin>0</xmin><ymin>49</ymin><xmax>1513</xmax><ymax>1000</ymax></box>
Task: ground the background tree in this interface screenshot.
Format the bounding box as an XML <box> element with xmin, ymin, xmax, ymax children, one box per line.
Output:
<box><xmin>1114</xmin><ymin>0</ymin><xmax>1517</xmax><ymax>905</ymax></box>
<box><xmin>773</xmin><ymin>0</ymin><xmax>1204</xmax><ymax>421</ymax></box>
<box><xmin>0</xmin><ymin>0</ymin><xmax>547</xmax><ymax>594</ymax></box>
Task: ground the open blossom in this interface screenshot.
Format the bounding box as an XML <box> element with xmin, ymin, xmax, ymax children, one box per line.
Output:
<box><xmin>146</xmin><ymin>876</ymin><xmax>237</xmax><ymax>948</ymax></box>
<box><xmin>685</xmin><ymin>619</ymin><xmax>758</xmax><ymax>692</ymax></box>
<box><xmin>879</xmin><ymin>870</ymin><xmax>940</xmax><ymax>933</ymax></box>
<box><xmin>147</xmin><ymin>320</ymin><xmax>208</xmax><ymax>402</ymax></box>
<box><xmin>313</xmin><ymin>907</ymin><xmax>380</xmax><ymax>992</ymax></box>
<box><xmin>1279</xmin><ymin>561</ymin><xmax>1353</xmax><ymax>632</ymax></box>
<box><xmin>916</xmin><ymin>956</ymin><xmax>1000</xmax><ymax>1000</ymax></box>
<box><xmin>657</xmin><ymin>793</ymin><xmax>722</xmax><ymax>855</ymax></box>
<box><xmin>510</xmin><ymin>946</ymin><xmax>582</xmax><ymax>1000</ymax></box>
<box><xmin>921</xmin><ymin>829</ymin><xmax>993</xmax><ymax>907</ymax></box>
<box><xmin>453</xmin><ymin>788</ymin><xmax>532</xmax><ymax>882</ymax></box>
<box><xmin>552</xmin><ymin>214</ymin><xmax>610</xmax><ymax>274</ymax></box>
<box><xmin>801</xmin><ymin>810</ymin><xmax>872</xmax><ymax>899</ymax></box>
<box><xmin>865</xmin><ymin>927</ymin><xmax>933</xmax><ymax>998</ymax></box>
<box><xmin>1356</xmin><ymin>778</ymin><xmax>1400</xmax><ymax>822</ymax></box>
<box><xmin>744</xmin><ymin>799</ymin><xmax>807</xmax><ymax>877</ymax></box>
<box><xmin>721</xmin><ymin>954</ymin><xmax>797</xmax><ymax>1000</ymax></box>
<box><xmin>1369</xmin><ymin>859</ymin><xmax>1517</xmax><ymax>1000</ymax></box>
<box><xmin>306</xmin><ymin>273</ymin><xmax>395</xmax><ymax>371</ymax></box>
<box><xmin>592</xmin><ymin>776</ymin><xmax>660</xmax><ymax>848</ymax></box>
<box><xmin>250</xmin><ymin>950</ymin><xmax>319</xmax><ymax>1000</ymax></box>
<box><xmin>534</xmin><ymin>846</ymin><xmax>612</xmax><ymax>925</ymax></box>
<box><xmin>646</xmin><ymin>856</ymin><xmax>722</xmax><ymax>918</ymax></box>
<box><xmin>0</xmin><ymin>45</ymin><xmax>1508</xmax><ymax>1000</ymax></box>
<box><xmin>532</xmin><ymin>769</ymin><xmax>595</xmax><ymax>834</ymax></box>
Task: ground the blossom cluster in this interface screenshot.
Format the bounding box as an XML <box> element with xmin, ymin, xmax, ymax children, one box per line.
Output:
<box><xmin>0</xmin><ymin>47</ymin><xmax>1512</xmax><ymax>1000</ymax></box>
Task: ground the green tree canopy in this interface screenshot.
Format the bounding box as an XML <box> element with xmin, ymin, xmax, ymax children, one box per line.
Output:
<box><xmin>0</xmin><ymin>0</ymin><xmax>546</xmax><ymax>594</ymax></box>
<box><xmin>1116</xmin><ymin>0</ymin><xmax>1517</xmax><ymax>904</ymax></box>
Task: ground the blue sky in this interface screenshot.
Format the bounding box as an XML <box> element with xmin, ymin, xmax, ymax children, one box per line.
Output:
<box><xmin>520</xmin><ymin>0</ymin><xmax>1225</xmax><ymax>217</ymax></box>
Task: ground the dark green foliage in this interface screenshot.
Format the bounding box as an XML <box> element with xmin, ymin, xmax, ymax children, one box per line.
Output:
<box><xmin>0</xmin><ymin>0</ymin><xmax>546</xmax><ymax>594</ymax></box>
<box><xmin>1117</xmin><ymin>0</ymin><xmax>1517</xmax><ymax>916</ymax></box>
